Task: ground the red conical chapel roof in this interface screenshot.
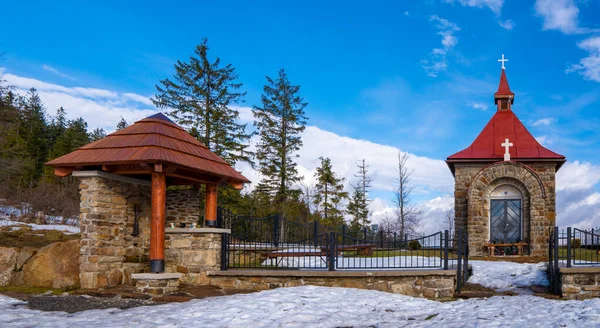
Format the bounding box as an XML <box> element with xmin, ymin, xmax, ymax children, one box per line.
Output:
<box><xmin>447</xmin><ymin>70</ymin><xmax>565</xmax><ymax>173</ymax></box>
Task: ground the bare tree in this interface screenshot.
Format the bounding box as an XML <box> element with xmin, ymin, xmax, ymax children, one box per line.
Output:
<box><xmin>394</xmin><ymin>152</ymin><xmax>420</xmax><ymax>240</ymax></box>
<box><xmin>445</xmin><ymin>207</ymin><xmax>454</xmax><ymax>237</ymax></box>
<box><xmin>379</xmin><ymin>212</ymin><xmax>398</xmax><ymax>232</ymax></box>
<box><xmin>298</xmin><ymin>180</ymin><xmax>315</xmax><ymax>223</ymax></box>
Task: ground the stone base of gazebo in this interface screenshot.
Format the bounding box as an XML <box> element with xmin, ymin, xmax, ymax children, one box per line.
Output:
<box><xmin>131</xmin><ymin>273</ymin><xmax>183</xmax><ymax>295</ymax></box>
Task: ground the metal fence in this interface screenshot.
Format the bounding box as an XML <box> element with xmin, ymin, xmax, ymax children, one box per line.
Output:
<box><xmin>548</xmin><ymin>226</ymin><xmax>600</xmax><ymax>295</ymax></box>
<box><xmin>218</xmin><ymin>208</ymin><xmax>458</xmax><ymax>271</ymax></box>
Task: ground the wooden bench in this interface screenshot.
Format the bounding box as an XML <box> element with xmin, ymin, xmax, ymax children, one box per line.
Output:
<box><xmin>332</xmin><ymin>244</ymin><xmax>375</xmax><ymax>256</ymax></box>
<box><xmin>484</xmin><ymin>243</ymin><xmax>528</xmax><ymax>257</ymax></box>
<box><xmin>266</xmin><ymin>244</ymin><xmax>375</xmax><ymax>260</ymax></box>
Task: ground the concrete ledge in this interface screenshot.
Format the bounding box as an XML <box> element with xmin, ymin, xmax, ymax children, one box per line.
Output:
<box><xmin>560</xmin><ymin>267</ymin><xmax>600</xmax><ymax>274</ymax></box>
<box><xmin>131</xmin><ymin>273</ymin><xmax>183</xmax><ymax>280</ymax></box>
<box><xmin>166</xmin><ymin>228</ymin><xmax>231</xmax><ymax>234</ymax></box>
<box><xmin>207</xmin><ymin>269</ymin><xmax>456</xmax><ymax>278</ymax></box>
<box><xmin>73</xmin><ymin>170</ymin><xmax>151</xmax><ymax>186</ymax></box>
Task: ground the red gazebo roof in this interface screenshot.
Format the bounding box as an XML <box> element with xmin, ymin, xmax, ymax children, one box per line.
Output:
<box><xmin>46</xmin><ymin>113</ymin><xmax>250</xmax><ymax>186</ymax></box>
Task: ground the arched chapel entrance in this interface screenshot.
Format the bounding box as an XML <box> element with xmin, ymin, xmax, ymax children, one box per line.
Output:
<box><xmin>490</xmin><ymin>185</ymin><xmax>523</xmax><ymax>244</ymax></box>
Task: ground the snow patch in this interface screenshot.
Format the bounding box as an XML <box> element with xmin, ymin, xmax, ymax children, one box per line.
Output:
<box><xmin>468</xmin><ymin>260</ymin><xmax>549</xmax><ymax>292</ymax></box>
<box><xmin>1</xmin><ymin>286</ymin><xmax>600</xmax><ymax>327</ymax></box>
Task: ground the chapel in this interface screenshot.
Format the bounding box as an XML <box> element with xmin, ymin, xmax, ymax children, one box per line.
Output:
<box><xmin>446</xmin><ymin>60</ymin><xmax>566</xmax><ymax>257</ymax></box>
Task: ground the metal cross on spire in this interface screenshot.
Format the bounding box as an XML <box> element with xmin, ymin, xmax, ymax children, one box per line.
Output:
<box><xmin>498</xmin><ymin>54</ymin><xmax>508</xmax><ymax>70</ymax></box>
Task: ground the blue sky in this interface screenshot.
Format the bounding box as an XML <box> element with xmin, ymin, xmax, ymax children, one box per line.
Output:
<box><xmin>2</xmin><ymin>0</ymin><xmax>600</xmax><ymax>232</ymax></box>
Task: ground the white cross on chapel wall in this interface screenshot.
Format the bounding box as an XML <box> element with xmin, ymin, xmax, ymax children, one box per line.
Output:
<box><xmin>501</xmin><ymin>138</ymin><xmax>513</xmax><ymax>161</ymax></box>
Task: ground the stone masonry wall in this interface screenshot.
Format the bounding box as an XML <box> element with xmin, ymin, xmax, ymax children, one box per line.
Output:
<box><xmin>79</xmin><ymin>176</ymin><xmax>151</xmax><ymax>289</ymax></box>
<box><xmin>207</xmin><ymin>271</ymin><xmax>456</xmax><ymax>300</ymax></box>
<box><xmin>560</xmin><ymin>268</ymin><xmax>600</xmax><ymax>300</ymax></box>
<box><xmin>166</xmin><ymin>189</ymin><xmax>201</xmax><ymax>226</ymax></box>
<box><xmin>454</xmin><ymin>161</ymin><xmax>557</xmax><ymax>257</ymax></box>
<box><xmin>165</xmin><ymin>230</ymin><xmax>223</xmax><ymax>285</ymax></box>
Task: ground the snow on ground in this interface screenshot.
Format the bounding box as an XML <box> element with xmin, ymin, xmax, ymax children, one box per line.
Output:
<box><xmin>1</xmin><ymin>286</ymin><xmax>600</xmax><ymax>327</ymax></box>
<box><xmin>263</xmin><ymin>255</ymin><xmax>443</xmax><ymax>269</ymax></box>
<box><xmin>0</xmin><ymin>219</ymin><xmax>80</xmax><ymax>234</ymax></box>
<box><xmin>469</xmin><ymin>260</ymin><xmax>549</xmax><ymax>293</ymax></box>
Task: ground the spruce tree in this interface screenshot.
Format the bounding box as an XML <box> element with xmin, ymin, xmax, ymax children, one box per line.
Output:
<box><xmin>313</xmin><ymin>157</ymin><xmax>348</xmax><ymax>227</ymax></box>
<box><xmin>116</xmin><ymin>116</ymin><xmax>129</xmax><ymax>130</ymax></box>
<box><xmin>89</xmin><ymin>127</ymin><xmax>106</xmax><ymax>141</ymax></box>
<box><xmin>253</xmin><ymin>69</ymin><xmax>308</xmax><ymax>205</ymax></box>
<box><xmin>347</xmin><ymin>159</ymin><xmax>371</xmax><ymax>230</ymax></box>
<box><xmin>18</xmin><ymin>88</ymin><xmax>48</xmax><ymax>185</ymax></box>
<box><xmin>48</xmin><ymin>117</ymin><xmax>90</xmax><ymax>160</ymax></box>
<box><xmin>0</xmin><ymin>87</ymin><xmax>30</xmax><ymax>196</ymax></box>
<box><xmin>152</xmin><ymin>38</ymin><xmax>252</xmax><ymax>165</ymax></box>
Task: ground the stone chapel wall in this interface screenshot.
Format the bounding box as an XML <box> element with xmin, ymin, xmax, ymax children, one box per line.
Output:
<box><xmin>453</xmin><ymin>161</ymin><xmax>556</xmax><ymax>257</ymax></box>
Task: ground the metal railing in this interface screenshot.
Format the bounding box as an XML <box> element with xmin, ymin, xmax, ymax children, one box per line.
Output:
<box><xmin>549</xmin><ymin>226</ymin><xmax>600</xmax><ymax>268</ymax></box>
<box><xmin>218</xmin><ymin>208</ymin><xmax>457</xmax><ymax>271</ymax></box>
<box><xmin>547</xmin><ymin>226</ymin><xmax>600</xmax><ymax>295</ymax></box>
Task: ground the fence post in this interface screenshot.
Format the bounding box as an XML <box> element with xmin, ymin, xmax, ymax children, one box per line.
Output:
<box><xmin>220</xmin><ymin>233</ymin><xmax>228</xmax><ymax>271</ymax></box>
<box><xmin>328</xmin><ymin>232</ymin><xmax>336</xmax><ymax>271</ymax></box>
<box><xmin>444</xmin><ymin>230</ymin><xmax>449</xmax><ymax>270</ymax></box>
<box><xmin>456</xmin><ymin>229</ymin><xmax>463</xmax><ymax>294</ymax></box>
<box><xmin>567</xmin><ymin>227</ymin><xmax>572</xmax><ymax>268</ymax></box>
<box><xmin>554</xmin><ymin>226</ymin><xmax>559</xmax><ymax>294</ymax></box>
<box><xmin>363</xmin><ymin>227</ymin><xmax>367</xmax><ymax>240</ymax></box>
<box><xmin>342</xmin><ymin>224</ymin><xmax>346</xmax><ymax>246</ymax></box>
<box><xmin>216</xmin><ymin>206</ymin><xmax>223</xmax><ymax>228</ymax></box>
<box><xmin>380</xmin><ymin>230</ymin><xmax>384</xmax><ymax>248</ymax></box>
<box><xmin>313</xmin><ymin>221</ymin><xmax>318</xmax><ymax>247</ymax></box>
<box><xmin>394</xmin><ymin>232</ymin><xmax>397</xmax><ymax>248</ymax></box>
<box><xmin>273</xmin><ymin>214</ymin><xmax>280</xmax><ymax>248</ymax></box>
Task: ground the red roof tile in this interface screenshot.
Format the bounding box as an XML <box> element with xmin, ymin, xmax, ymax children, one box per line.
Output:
<box><xmin>447</xmin><ymin>109</ymin><xmax>565</xmax><ymax>161</ymax></box>
<box><xmin>46</xmin><ymin>113</ymin><xmax>250</xmax><ymax>183</ymax></box>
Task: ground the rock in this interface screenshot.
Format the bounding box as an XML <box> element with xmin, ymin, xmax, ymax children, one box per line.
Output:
<box><xmin>22</xmin><ymin>240</ymin><xmax>80</xmax><ymax>288</ymax></box>
<box><xmin>0</xmin><ymin>247</ymin><xmax>19</xmax><ymax>286</ymax></box>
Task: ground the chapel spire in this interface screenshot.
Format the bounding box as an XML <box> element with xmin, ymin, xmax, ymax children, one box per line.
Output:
<box><xmin>494</xmin><ymin>55</ymin><xmax>514</xmax><ymax>111</ymax></box>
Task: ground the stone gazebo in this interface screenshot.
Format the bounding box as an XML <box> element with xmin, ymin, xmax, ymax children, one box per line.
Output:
<box><xmin>46</xmin><ymin>113</ymin><xmax>250</xmax><ymax>289</ymax></box>
<box><xmin>446</xmin><ymin>69</ymin><xmax>566</xmax><ymax>257</ymax></box>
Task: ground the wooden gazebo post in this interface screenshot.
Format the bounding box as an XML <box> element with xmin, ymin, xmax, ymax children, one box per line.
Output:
<box><xmin>150</xmin><ymin>168</ymin><xmax>166</xmax><ymax>273</ymax></box>
<box><xmin>205</xmin><ymin>183</ymin><xmax>218</xmax><ymax>227</ymax></box>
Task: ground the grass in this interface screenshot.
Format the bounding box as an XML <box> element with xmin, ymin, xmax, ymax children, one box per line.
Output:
<box><xmin>425</xmin><ymin>313</ymin><xmax>439</xmax><ymax>320</ymax></box>
<box><xmin>0</xmin><ymin>227</ymin><xmax>79</xmax><ymax>248</ymax></box>
<box><xmin>345</xmin><ymin>249</ymin><xmax>458</xmax><ymax>259</ymax></box>
<box><xmin>558</xmin><ymin>247</ymin><xmax>600</xmax><ymax>262</ymax></box>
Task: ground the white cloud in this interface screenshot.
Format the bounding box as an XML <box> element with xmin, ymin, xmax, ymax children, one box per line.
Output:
<box><xmin>470</xmin><ymin>102</ymin><xmax>488</xmax><ymax>110</ymax></box>
<box><xmin>42</xmin><ymin>65</ymin><xmax>76</xmax><ymax>80</ymax></box>
<box><xmin>566</xmin><ymin>36</ymin><xmax>600</xmax><ymax>82</ymax></box>
<box><xmin>534</xmin><ymin>0</ymin><xmax>596</xmax><ymax>35</ymax></box>
<box><xmin>422</xmin><ymin>16</ymin><xmax>460</xmax><ymax>77</ymax></box>
<box><xmin>534</xmin><ymin>135</ymin><xmax>551</xmax><ymax>146</ymax></box>
<box><xmin>2</xmin><ymin>70</ymin><xmax>156</xmax><ymax>131</ymax></box>
<box><xmin>530</xmin><ymin>117</ymin><xmax>556</xmax><ymax>126</ymax></box>
<box><xmin>498</xmin><ymin>19</ymin><xmax>514</xmax><ymax>30</ymax></box>
<box><xmin>443</xmin><ymin>0</ymin><xmax>504</xmax><ymax>15</ymax></box>
<box><xmin>122</xmin><ymin>93</ymin><xmax>153</xmax><ymax>106</ymax></box>
<box><xmin>557</xmin><ymin>161</ymin><xmax>600</xmax><ymax>191</ymax></box>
